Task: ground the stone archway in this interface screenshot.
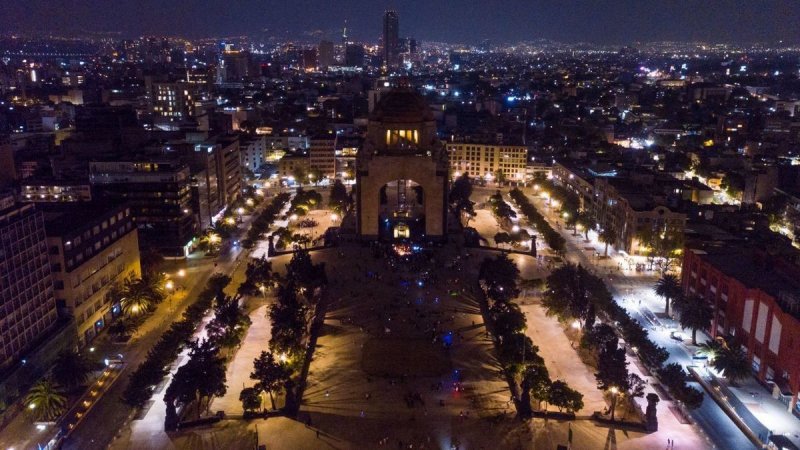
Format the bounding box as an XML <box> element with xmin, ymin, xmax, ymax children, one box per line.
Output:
<box><xmin>357</xmin><ymin>155</ymin><xmax>447</xmax><ymax>240</ymax></box>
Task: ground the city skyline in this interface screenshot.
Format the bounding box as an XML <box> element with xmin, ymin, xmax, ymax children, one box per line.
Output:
<box><xmin>2</xmin><ymin>0</ymin><xmax>800</xmax><ymax>45</ymax></box>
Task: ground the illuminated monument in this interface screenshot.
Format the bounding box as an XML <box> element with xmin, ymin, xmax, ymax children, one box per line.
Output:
<box><xmin>356</xmin><ymin>85</ymin><xmax>448</xmax><ymax>241</ymax></box>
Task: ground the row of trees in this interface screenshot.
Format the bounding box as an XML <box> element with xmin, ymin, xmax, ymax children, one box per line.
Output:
<box><xmin>242</xmin><ymin>193</ymin><xmax>291</xmax><ymax>248</ymax></box>
<box><xmin>239</xmin><ymin>248</ymin><xmax>328</xmax><ymax>416</ymax></box>
<box><xmin>544</xmin><ymin>263</ymin><xmax>704</xmax><ymax>412</ymax></box>
<box><xmin>123</xmin><ymin>274</ymin><xmax>232</xmax><ymax>407</ymax></box>
<box><xmin>487</xmin><ymin>190</ymin><xmax>517</xmax><ymax>226</ymax></box>
<box><xmin>509</xmin><ymin>188</ymin><xmax>566</xmax><ymax>254</ymax></box>
<box><xmin>478</xmin><ymin>254</ymin><xmax>584</xmax><ymax>416</ymax></box>
<box><xmin>164</xmin><ymin>292</ymin><xmax>251</xmax><ymax>427</ymax></box>
<box><xmin>289</xmin><ymin>188</ymin><xmax>323</xmax><ymax>217</ymax></box>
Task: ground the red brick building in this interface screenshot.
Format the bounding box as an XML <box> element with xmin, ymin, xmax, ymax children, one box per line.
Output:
<box><xmin>682</xmin><ymin>245</ymin><xmax>800</xmax><ymax>415</ymax></box>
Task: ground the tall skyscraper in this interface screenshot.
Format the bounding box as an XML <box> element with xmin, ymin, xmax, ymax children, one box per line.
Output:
<box><xmin>383</xmin><ymin>10</ymin><xmax>399</xmax><ymax>69</ymax></box>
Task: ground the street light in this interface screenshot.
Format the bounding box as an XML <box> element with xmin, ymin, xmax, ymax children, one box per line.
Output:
<box><xmin>512</xmin><ymin>225</ymin><xmax>520</xmax><ymax>233</ymax></box>
<box><xmin>330</xmin><ymin>213</ymin><xmax>339</xmax><ymax>223</ymax></box>
<box><xmin>177</xmin><ymin>269</ymin><xmax>186</xmax><ymax>278</ymax></box>
<box><xmin>609</xmin><ymin>386</ymin><xmax>620</xmax><ymax>421</ymax></box>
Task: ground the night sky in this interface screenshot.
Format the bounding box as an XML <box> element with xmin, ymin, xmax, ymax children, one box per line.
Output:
<box><xmin>2</xmin><ymin>0</ymin><xmax>798</xmax><ymax>44</ymax></box>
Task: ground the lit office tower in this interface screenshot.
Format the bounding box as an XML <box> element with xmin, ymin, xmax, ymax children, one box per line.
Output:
<box><xmin>0</xmin><ymin>199</ymin><xmax>58</xmax><ymax>370</ymax></box>
<box><xmin>383</xmin><ymin>10</ymin><xmax>400</xmax><ymax>68</ymax></box>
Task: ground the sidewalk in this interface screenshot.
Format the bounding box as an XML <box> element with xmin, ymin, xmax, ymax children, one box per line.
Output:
<box><xmin>210</xmin><ymin>301</ymin><xmax>273</xmax><ymax>415</ymax></box>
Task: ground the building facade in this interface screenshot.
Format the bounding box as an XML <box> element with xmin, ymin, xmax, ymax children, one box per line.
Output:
<box><xmin>43</xmin><ymin>204</ymin><xmax>141</xmax><ymax>346</ymax></box>
<box><xmin>382</xmin><ymin>11</ymin><xmax>400</xmax><ymax>68</ymax></box>
<box><xmin>682</xmin><ymin>246</ymin><xmax>800</xmax><ymax>414</ymax></box>
<box><xmin>447</xmin><ymin>142</ymin><xmax>528</xmax><ymax>184</ymax></box>
<box><xmin>0</xmin><ymin>203</ymin><xmax>59</xmax><ymax>370</ymax></box>
<box><xmin>309</xmin><ymin>135</ymin><xmax>336</xmax><ymax>180</ymax></box>
<box><xmin>89</xmin><ymin>160</ymin><xmax>197</xmax><ymax>257</ymax></box>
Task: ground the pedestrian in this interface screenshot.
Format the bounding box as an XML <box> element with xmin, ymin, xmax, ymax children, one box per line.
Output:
<box><xmin>316</xmin><ymin>429</ymin><xmax>320</xmax><ymax>439</ymax></box>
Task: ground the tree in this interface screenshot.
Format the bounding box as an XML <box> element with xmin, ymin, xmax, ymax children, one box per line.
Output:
<box><xmin>595</xmin><ymin>341</ymin><xmax>629</xmax><ymax>421</ymax></box>
<box><xmin>328</xmin><ymin>180</ymin><xmax>351</xmax><ymax>215</ymax></box>
<box><xmin>51</xmin><ymin>349</ymin><xmax>92</xmax><ymax>392</ymax></box>
<box><xmin>494</xmin><ymin>169</ymin><xmax>508</xmax><ymax>186</ymax></box>
<box><xmin>565</xmin><ymin>212</ymin><xmax>579</xmax><ymax>236</ymax></box>
<box><xmin>449</xmin><ymin>173</ymin><xmax>473</xmax><ymax>205</ymax></box>
<box><xmin>599</xmin><ymin>224</ymin><xmax>616</xmax><ymax>257</ymax></box>
<box><xmin>490</xmin><ymin>302</ymin><xmax>527</xmax><ymax>336</ymax></box>
<box><xmin>285</xmin><ymin>248</ymin><xmax>327</xmax><ymax>302</ymax></box>
<box><xmin>581</xmin><ymin>323</ymin><xmax>618</xmax><ymax>351</ymax></box>
<box><xmin>166</xmin><ymin>339</ymin><xmax>227</xmax><ymax>419</ymax></box>
<box><xmin>521</xmin><ymin>363</ymin><xmax>551</xmax><ymax>411</ymax></box>
<box><xmin>654</xmin><ymin>273</ymin><xmax>681</xmax><ymax>317</ymax></box>
<box><xmin>478</xmin><ymin>253</ymin><xmax>520</xmax><ymax>303</ymax></box>
<box><xmin>548</xmin><ymin>380</ymin><xmax>584</xmax><ymax>413</ymax></box>
<box><xmin>307</xmin><ymin>167</ymin><xmax>323</xmax><ymax>185</ymax></box>
<box><xmin>494</xmin><ymin>232</ymin><xmax>511</xmax><ymax>248</ymax></box>
<box><xmin>578</xmin><ymin>213</ymin><xmax>596</xmax><ymax>240</ymax></box>
<box><xmin>269</xmin><ymin>282</ymin><xmax>308</xmax><ymax>357</ymax></box>
<box><xmin>675</xmin><ymin>296</ymin><xmax>713</xmax><ymax>345</ymax></box>
<box><xmin>240</xmin><ymin>387</ymin><xmax>262</xmax><ymax>414</ymax></box>
<box><xmin>292</xmin><ymin>166</ymin><xmax>307</xmax><ymax>185</ymax></box>
<box><xmin>713</xmin><ymin>346</ymin><xmax>751</xmax><ymax>386</ymax></box>
<box><xmin>238</xmin><ymin>255</ymin><xmax>274</xmax><ymax>296</ymax></box>
<box><xmin>120</xmin><ymin>275</ymin><xmax>164</xmax><ymax>316</ymax></box>
<box><xmin>251</xmin><ymin>351</ymin><xmax>291</xmax><ymax>410</ymax></box>
<box><xmin>25</xmin><ymin>379</ymin><xmax>66</xmax><ymax>422</ymax></box>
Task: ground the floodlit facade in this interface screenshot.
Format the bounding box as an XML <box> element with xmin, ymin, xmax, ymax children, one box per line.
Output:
<box><xmin>447</xmin><ymin>143</ymin><xmax>528</xmax><ymax>183</ymax></box>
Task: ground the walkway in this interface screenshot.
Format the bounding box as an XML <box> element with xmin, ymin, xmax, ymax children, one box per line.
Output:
<box><xmin>210</xmin><ymin>301</ymin><xmax>273</xmax><ymax>415</ymax></box>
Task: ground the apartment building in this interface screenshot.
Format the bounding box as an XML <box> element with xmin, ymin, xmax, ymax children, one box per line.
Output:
<box><xmin>43</xmin><ymin>204</ymin><xmax>141</xmax><ymax>346</ymax></box>
<box><xmin>447</xmin><ymin>142</ymin><xmax>527</xmax><ymax>183</ymax></box>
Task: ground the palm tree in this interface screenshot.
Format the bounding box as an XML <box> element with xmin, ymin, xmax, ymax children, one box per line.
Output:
<box><xmin>676</xmin><ymin>296</ymin><xmax>713</xmax><ymax>345</ymax></box>
<box><xmin>713</xmin><ymin>347</ymin><xmax>751</xmax><ymax>386</ymax></box>
<box><xmin>120</xmin><ymin>275</ymin><xmax>163</xmax><ymax>316</ymax></box>
<box><xmin>578</xmin><ymin>213</ymin><xmax>596</xmax><ymax>241</ymax></box>
<box><xmin>696</xmin><ymin>339</ymin><xmax>724</xmax><ymax>362</ymax></box>
<box><xmin>654</xmin><ymin>274</ymin><xmax>682</xmax><ymax>317</ymax></box>
<box><xmin>25</xmin><ymin>379</ymin><xmax>66</xmax><ymax>422</ymax></box>
<box><xmin>599</xmin><ymin>224</ymin><xmax>616</xmax><ymax>257</ymax></box>
<box><xmin>51</xmin><ymin>350</ymin><xmax>92</xmax><ymax>392</ymax></box>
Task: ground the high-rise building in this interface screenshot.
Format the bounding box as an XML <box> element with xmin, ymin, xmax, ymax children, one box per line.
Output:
<box><xmin>318</xmin><ymin>40</ymin><xmax>334</xmax><ymax>69</ymax></box>
<box><xmin>383</xmin><ymin>10</ymin><xmax>400</xmax><ymax>69</ymax></box>
<box><xmin>149</xmin><ymin>81</ymin><xmax>193</xmax><ymax>127</ymax></box>
<box><xmin>302</xmin><ymin>48</ymin><xmax>318</xmax><ymax>71</ymax></box>
<box><xmin>0</xmin><ymin>201</ymin><xmax>59</xmax><ymax>370</ymax></box>
<box><xmin>345</xmin><ymin>44</ymin><xmax>365</xmax><ymax>68</ymax></box>
<box><xmin>222</xmin><ymin>50</ymin><xmax>250</xmax><ymax>81</ymax></box>
<box><xmin>89</xmin><ymin>160</ymin><xmax>197</xmax><ymax>257</ymax></box>
<box><xmin>309</xmin><ymin>135</ymin><xmax>337</xmax><ymax>181</ymax></box>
